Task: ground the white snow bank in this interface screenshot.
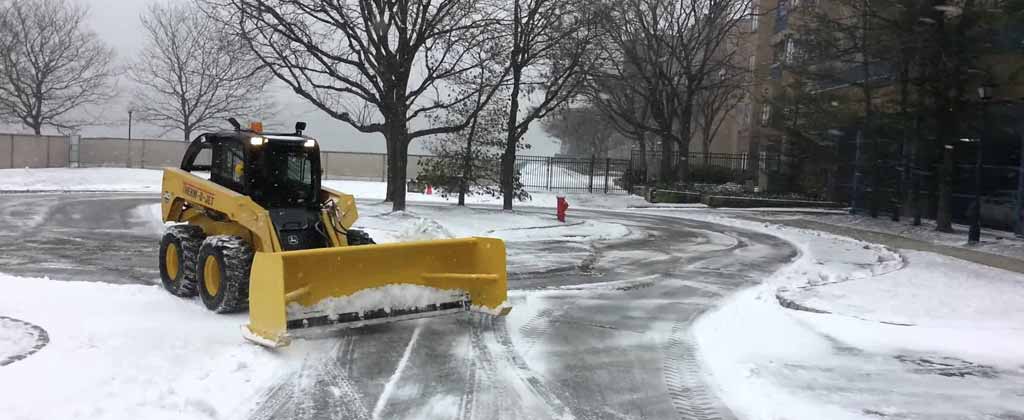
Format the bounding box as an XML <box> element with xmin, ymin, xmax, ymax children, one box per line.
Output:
<box><xmin>0</xmin><ymin>168</ymin><xmax>163</xmax><ymax>192</ymax></box>
<box><xmin>353</xmin><ymin>203</ymin><xmax>631</xmax><ymax>244</ymax></box>
<box><xmin>0</xmin><ymin>317</ymin><xmax>43</xmax><ymax>363</ymax></box>
<box><xmin>681</xmin><ymin>213</ymin><xmax>1024</xmax><ymax>419</ymax></box>
<box><xmin>0</xmin><ymin>273</ymin><xmax>322</xmax><ymax>420</ymax></box>
<box><xmin>287</xmin><ymin>284</ymin><xmax>468</xmax><ymax>317</ymax></box>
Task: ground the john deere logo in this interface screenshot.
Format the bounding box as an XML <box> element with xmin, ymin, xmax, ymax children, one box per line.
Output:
<box><xmin>287</xmin><ymin>235</ymin><xmax>300</xmax><ymax>245</ymax></box>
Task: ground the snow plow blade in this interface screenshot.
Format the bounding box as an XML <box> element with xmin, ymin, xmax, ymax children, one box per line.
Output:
<box><xmin>243</xmin><ymin>237</ymin><xmax>510</xmax><ymax>347</ymax></box>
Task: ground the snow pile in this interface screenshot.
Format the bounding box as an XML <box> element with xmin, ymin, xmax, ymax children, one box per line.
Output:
<box><xmin>128</xmin><ymin>203</ymin><xmax>168</xmax><ymax>235</ymax></box>
<box><xmin>783</xmin><ymin>250</ymin><xmax>1024</xmax><ymax>331</ymax></box>
<box><xmin>0</xmin><ymin>317</ymin><xmax>43</xmax><ymax>364</ymax></box>
<box><xmin>680</xmin><ymin>213</ymin><xmax>1024</xmax><ymax>419</ymax></box>
<box><xmin>355</xmin><ymin>203</ymin><xmax>632</xmax><ymax>244</ymax></box>
<box><xmin>0</xmin><ymin>273</ymin><xmax>322</xmax><ymax>420</ymax></box>
<box><xmin>0</xmin><ymin>168</ymin><xmax>163</xmax><ymax>192</ymax></box>
<box><xmin>286</xmin><ymin>284</ymin><xmax>468</xmax><ymax>318</ymax></box>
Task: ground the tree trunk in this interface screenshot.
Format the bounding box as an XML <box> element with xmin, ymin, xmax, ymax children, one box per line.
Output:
<box><xmin>384</xmin><ymin>118</ymin><xmax>410</xmax><ymax>212</ymax></box>
<box><xmin>637</xmin><ymin>132</ymin><xmax>647</xmax><ymax>184</ymax></box>
<box><xmin>676</xmin><ymin>139</ymin><xmax>690</xmax><ymax>185</ymax></box>
<box><xmin>659</xmin><ymin>137</ymin><xmax>674</xmax><ymax>184</ymax></box>
<box><xmin>385</xmin><ymin>139</ymin><xmax>396</xmax><ymax>203</ymax></box>
<box><xmin>460</xmin><ymin>114</ymin><xmax>480</xmax><ymax>207</ymax></box>
<box><xmin>501</xmin><ymin>66</ymin><xmax>523</xmax><ymax>211</ymax></box>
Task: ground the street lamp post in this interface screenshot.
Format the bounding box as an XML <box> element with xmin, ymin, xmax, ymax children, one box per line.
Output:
<box><xmin>970</xmin><ymin>83</ymin><xmax>994</xmax><ymax>244</ymax></box>
<box><xmin>127</xmin><ymin>110</ymin><xmax>134</xmax><ymax>169</ymax></box>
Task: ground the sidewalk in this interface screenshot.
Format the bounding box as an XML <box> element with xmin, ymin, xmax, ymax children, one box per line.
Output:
<box><xmin>745</xmin><ymin>216</ymin><xmax>1024</xmax><ymax>275</ymax></box>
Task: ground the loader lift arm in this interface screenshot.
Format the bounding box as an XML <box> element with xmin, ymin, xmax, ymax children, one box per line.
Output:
<box><xmin>158</xmin><ymin>122</ymin><xmax>510</xmax><ymax>347</ymax></box>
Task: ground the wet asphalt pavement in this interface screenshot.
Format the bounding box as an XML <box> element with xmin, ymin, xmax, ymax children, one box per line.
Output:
<box><xmin>0</xmin><ymin>193</ymin><xmax>797</xmax><ymax>420</ymax></box>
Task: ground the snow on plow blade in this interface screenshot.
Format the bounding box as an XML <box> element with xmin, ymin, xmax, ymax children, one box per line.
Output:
<box><xmin>243</xmin><ymin>237</ymin><xmax>510</xmax><ymax>347</ymax></box>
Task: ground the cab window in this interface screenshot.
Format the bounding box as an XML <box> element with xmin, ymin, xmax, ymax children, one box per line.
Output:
<box><xmin>212</xmin><ymin>141</ymin><xmax>245</xmax><ymax>192</ymax></box>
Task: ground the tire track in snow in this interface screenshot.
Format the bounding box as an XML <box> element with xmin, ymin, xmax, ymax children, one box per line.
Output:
<box><xmin>493</xmin><ymin>316</ymin><xmax>575</xmax><ymax>420</ymax></box>
<box><xmin>662</xmin><ymin>310</ymin><xmax>731</xmax><ymax>420</ymax></box>
<box><xmin>246</xmin><ymin>336</ymin><xmax>370</xmax><ymax>420</ymax></box>
<box><xmin>457</xmin><ymin>316</ymin><xmax>505</xmax><ymax>420</ymax></box>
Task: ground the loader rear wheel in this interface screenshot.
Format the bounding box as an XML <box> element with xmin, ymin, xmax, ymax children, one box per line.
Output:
<box><xmin>346</xmin><ymin>229</ymin><xmax>376</xmax><ymax>246</ymax></box>
<box><xmin>197</xmin><ymin>236</ymin><xmax>253</xmax><ymax>313</ymax></box>
<box><xmin>159</xmin><ymin>225</ymin><xmax>205</xmax><ymax>297</ymax></box>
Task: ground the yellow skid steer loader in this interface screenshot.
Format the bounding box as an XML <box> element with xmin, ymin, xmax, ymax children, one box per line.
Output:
<box><xmin>158</xmin><ymin>120</ymin><xmax>510</xmax><ymax>347</ymax></box>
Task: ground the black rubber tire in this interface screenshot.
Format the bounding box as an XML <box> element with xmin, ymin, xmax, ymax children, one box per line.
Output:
<box><xmin>159</xmin><ymin>225</ymin><xmax>205</xmax><ymax>297</ymax></box>
<box><xmin>346</xmin><ymin>229</ymin><xmax>376</xmax><ymax>245</ymax></box>
<box><xmin>196</xmin><ymin>236</ymin><xmax>253</xmax><ymax>313</ymax></box>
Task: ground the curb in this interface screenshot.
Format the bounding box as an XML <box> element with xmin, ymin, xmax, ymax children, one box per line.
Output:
<box><xmin>0</xmin><ymin>316</ymin><xmax>49</xmax><ymax>366</ymax></box>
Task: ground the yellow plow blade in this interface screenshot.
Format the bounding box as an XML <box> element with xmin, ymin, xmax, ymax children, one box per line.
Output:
<box><xmin>242</xmin><ymin>237</ymin><xmax>510</xmax><ymax>347</ymax></box>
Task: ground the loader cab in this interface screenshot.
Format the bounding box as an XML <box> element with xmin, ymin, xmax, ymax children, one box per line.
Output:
<box><xmin>180</xmin><ymin>124</ymin><xmax>323</xmax><ymax>211</ymax></box>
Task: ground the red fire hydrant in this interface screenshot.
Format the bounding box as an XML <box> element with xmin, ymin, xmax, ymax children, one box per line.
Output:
<box><xmin>556</xmin><ymin>196</ymin><xmax>569</xmax><ymax>222</ymax></box>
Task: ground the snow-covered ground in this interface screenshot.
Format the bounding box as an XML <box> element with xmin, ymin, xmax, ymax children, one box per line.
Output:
<box><xmin>0</xmin><ymin>168</ymin><xmax>164</xmax><ymax>192</ymax></box>
<box><xmin>0</xmin><ymin>273</ymin><xmax>329</xmax><ymax>420</ymax></box>
<box><xmin>763</xmin><ymin>212</ymin><xmax>1024</xmax><ymax>260</ymax></box>
<box><xmin>0</xmin><ymin>167</ymin><xmax>645</xmax><ymax>209</ymax></box>
<box><xmin>678</xmin><ymin>212</ymin><xmax>1024</xmax><ymax>419</ymax></box>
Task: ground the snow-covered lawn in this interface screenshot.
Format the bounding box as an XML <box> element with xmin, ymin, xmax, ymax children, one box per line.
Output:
<box><xmin>764</xmin><ymin>212</ymin><xmax>1024</xmax><ymax>260</ymax></box>
<box><xmin>0</xmin><ymin>167</ymin><xmax>645</xmax><ymax>209</ymax></box>
<box><xmin>678</xmin><ymin>212</ymin><xmax>1024</xmax><ymax>419</ymax></box>
<box><xmin>0</xmin><ymin>168</ymin><xmax>164</xmax><ymax>192</ymax></box>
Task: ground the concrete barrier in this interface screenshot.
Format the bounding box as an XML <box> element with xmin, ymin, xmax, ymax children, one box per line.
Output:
<box><xmin>1</xmin><ymin>133</ymin><xmax>435</xmax><ymax>181</ymax></box>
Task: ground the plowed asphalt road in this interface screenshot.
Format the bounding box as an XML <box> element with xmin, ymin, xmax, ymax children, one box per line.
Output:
<box><xmin>0</xmin><ymin>193</ymin><xmax>797</xmax><ymax>420</ymax></box>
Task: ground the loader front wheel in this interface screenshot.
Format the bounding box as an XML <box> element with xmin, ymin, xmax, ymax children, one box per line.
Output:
<box><xmin>159</xmin><ymin>225</ymin><xmax>204</xmax><ymax>297</ymax></box>
<box><xmin>346</xmin><ymin>229</ymin><xmax>376</xmax><ymax>246</ymax></box>
<box><xmin>197</xmin><ymin>236</ymin><xmax>253</xmax><ymax>313</ymax></box>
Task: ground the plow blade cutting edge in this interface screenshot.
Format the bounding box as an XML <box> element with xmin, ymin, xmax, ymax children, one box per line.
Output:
<box><xmin>242</xmin><ymin>237</ymin><xmax>510</xmax><ymax>347</ymax></box>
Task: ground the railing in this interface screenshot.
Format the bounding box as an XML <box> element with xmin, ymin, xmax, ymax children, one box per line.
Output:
<box><xmin>516</xmin><ymin>155</ymin><xmax>631</xmax><ymax>194</ymax></box>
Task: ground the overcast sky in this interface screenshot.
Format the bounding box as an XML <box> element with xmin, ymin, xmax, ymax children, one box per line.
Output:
<box><xmin>7</xmin><ymin>0</ymin><xmax>560</xmax><ymax>156</ymax></box>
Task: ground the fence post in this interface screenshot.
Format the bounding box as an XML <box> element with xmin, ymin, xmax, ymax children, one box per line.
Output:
<box><xmin>381</xmin><ymin>154</ymin><xmax>387</xmax><ymax>182</ymax></box>
<box><xmin>604</xmin><ymin>158</ymin><xmax>610</xmax><ymax>193</ymax></box>
<box><xmin>45</xmin><ymin>136</ymin><xmax>51</xmax><ymax>168</ymax></box>
<box><xmin>588</xmin><ymin>155</ymin><xmax>595</xmax><ymax>193</ymax></box>
<box><xmin>546</xmin><ymin>157</ymin><xmax>552</xmax><ymax>190</ymax></box>
<box><xmin>141</xmin><ymin>138</ymin><xmax>147</xmax><ymax>169</ymax></box>
<box><xmin>8</xmin><ymin>135</ymin><xmax>13</xmax><ymax>168</ymax></box>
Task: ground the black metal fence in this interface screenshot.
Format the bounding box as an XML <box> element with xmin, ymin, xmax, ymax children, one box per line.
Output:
<box><xmin>517</xmin><ymin>155</ymin><xmax>631</xmax><ymax>194</ymax></box>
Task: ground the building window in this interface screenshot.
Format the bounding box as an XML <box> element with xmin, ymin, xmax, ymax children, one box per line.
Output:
<box><xmin>749</xmin><ymin>55</ymin><xmax>756</xmax><ymax>74</ymax></box>
<box><xmin>760</xmin><ymin>105</ymin><xmax>772</xmax><ymax>126</ymax></box>
<box><xmin>785</xmin><ymin>38</ymin><xmax>796</xmax><ymax>63</ymax></box>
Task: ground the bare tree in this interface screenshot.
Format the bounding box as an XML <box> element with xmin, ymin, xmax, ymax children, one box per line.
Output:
<box><xmin>130</xmin><ymin>2</ymin><xmax>272</xmax><ymax>141</ymax></box>
<box><xmin>589</xmin><ymin>0</ymin><xmax>752</xmax><ymax>185</ymax></box>
<box><xmin>495</xmin><ymin>0</ymin><xmax>597</xmax><ymax>210</ymax></box>
<box><xmin>202</xmin><ymin>0</ymin><xmax>505</xmax><ymax>211</ymax></box>
<box><xmin>692</xmin><ymin>67</ymin><xmax>746</xmax><ymax>163</ymax></box>
<box><xmin>0</xmin><ymin>0</ymin><xmax>114</xmax><ymax>134</ymax></box>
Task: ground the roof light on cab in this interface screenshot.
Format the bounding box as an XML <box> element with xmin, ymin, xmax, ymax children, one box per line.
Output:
<box><xmin>304</xmin><ymin>139</ymin><xmax>317</xmax><ymax>148</ymax></box>
<box><xmin>250</xmin><ymin>136</ymin><xmax>266</xmax><ymax>146</ymax></box>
